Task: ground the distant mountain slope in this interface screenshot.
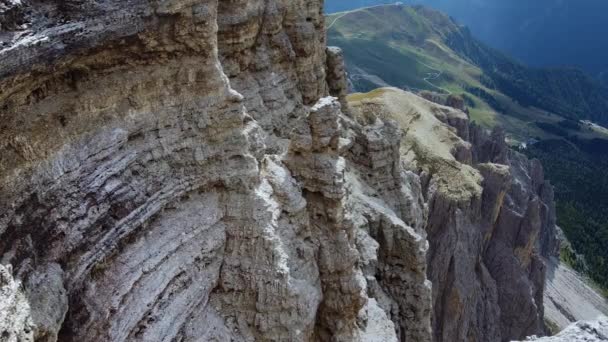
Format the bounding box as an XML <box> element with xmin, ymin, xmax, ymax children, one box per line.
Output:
<box><xmin>327</xmin><ymin>4</ymin><xmax>608</xmax><ymax>129</ymax></box>
<box><xmin>325</xmin><ymin>0</ymin><xmax>608</xmax><ymax>77</ymax></box>
<box><xmin>325</xmin><ymin>0</ymin><xmax>394</xmax><ymax>14</ymax></box>
<box><xmin>445</xmin><ymin>26</ymin><xmax>608</xmax><ymax>126</ymax></box>
<box><xmin>423</xmin><ymin>0</ymin><xmax>608</xmax><ymax>76</ymax></box>
<box><xmin>328</xmin><ymin>3</ymin><xmax>608</xmax><ymax>298</ymax></box>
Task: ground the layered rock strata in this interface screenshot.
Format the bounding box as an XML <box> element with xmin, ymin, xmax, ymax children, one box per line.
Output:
<box><xmin>544</xmin><ymin>257</ymin><xmax>608</xmax><ymax>331</ymax></box>
<box><xmin>1</xmin><ymin>1</ymin><xmax>558</xmax><ymax>342</ymax></box>
<box><xmin>1</xmin><ymin>1</ymin><xmax>431</xmax><ymax>341</ymax></box>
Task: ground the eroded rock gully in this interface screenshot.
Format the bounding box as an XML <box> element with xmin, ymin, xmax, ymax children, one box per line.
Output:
<box><xmin>0</xmin><ymin>1</ymin><xmax>557</xmax><ymax>342</ymax></box>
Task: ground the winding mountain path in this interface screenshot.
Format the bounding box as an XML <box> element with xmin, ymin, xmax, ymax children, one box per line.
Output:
<box><xmin>419</xmin><ymin>61</ymin><xmax>452</xmax><ymax>95</ymax></box>
<box><xmin>327</xmin><ymin>12</ymin><xmax>351</xmax><ymax>29</ymax></box>
<box><xmin>327</xmin><ymin>4</ymin><xmax>399</xmax><ymax>30</ymax></box>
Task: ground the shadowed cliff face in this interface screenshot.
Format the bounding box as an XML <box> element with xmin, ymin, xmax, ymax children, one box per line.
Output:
<box><xmin>0</xmin><ymin>2</ymin><xmax>556</xmax><ymax>342</ymax></box>
<box><xmin>348</xmin><ymin>88</ymin><xmax>559</xmax><ymax>342</ymax></box>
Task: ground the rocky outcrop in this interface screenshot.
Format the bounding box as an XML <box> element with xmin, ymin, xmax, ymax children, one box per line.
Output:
<box><xmin>325</xmin><ymin>47</ymin><xmax>349</xmax><ymax>109</ymax></box>
<box><xmin>472</xmin><ymin>125</ymin><xmax>560</xmax><ymax>339</ymax></box>
<box><xmin>0</xmin><ymin>2</ymin><xmax>558</xmax><ymax>342</ymax></box>
<box><xmin>348</xmin><ymin>88</ymin><xmax>559</xmax><ymax>342</ymax></box>
<box><xmin>519</xmin><ymin>316</ymin><xmax>608</xmax><ymax>342</ymax></box>
<box><xmin>0</xmin><ymin>264</ymin><xmax>34</xmax><ymax>342</ymax></box>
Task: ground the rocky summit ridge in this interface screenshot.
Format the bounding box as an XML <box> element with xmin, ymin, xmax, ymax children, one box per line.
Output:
<box><xmin>0</xmin><ymin>1</ymin><xmax>562</xmax><ymax>341</ymax></box>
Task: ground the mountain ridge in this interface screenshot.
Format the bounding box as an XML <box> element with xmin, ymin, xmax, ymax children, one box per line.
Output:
<box><xmin>328</xmin><ymin>4</ymin><xmax>608</xmax><ymax>128</ymax></box>
<box><xmin>325</xmin><ymin>0</ymin><xmax>608</xmax><ymax>77</ymax></box>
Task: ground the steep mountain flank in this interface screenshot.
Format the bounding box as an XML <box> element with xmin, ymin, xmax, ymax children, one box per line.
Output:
<box><xmin>348</xmin><ymin>88</ymin><xmax>559</xmax><ymax>341</ymax></box>
<box><xmin>326</xmin><ymin>0</ymin><xmax>608</xmax><ymax>79</ymax></box>
<box><xmin>445</xmin><ymin>25</ymin><xmax>608</xmax><ymax>126</ymax></box>
<box><xmin>328</xmin><ymin>4</ymin><xmax>608</xmax><ymax>133</ymax></box>
<box><xmin>1</xmin><ymin>1</ymin><xmax>557</xmax><ymax>342</ymax></box>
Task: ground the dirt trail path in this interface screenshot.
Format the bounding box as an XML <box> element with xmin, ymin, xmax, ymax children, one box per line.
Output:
<box><xmin>327</xmin><ymin>12</ymin><xmax>350</xmax><ymax>29</ymax></box>
<box><xmin>419</xmin><ymin>61</ymin><xmax>452</xmax><ymax>95</ymax></box>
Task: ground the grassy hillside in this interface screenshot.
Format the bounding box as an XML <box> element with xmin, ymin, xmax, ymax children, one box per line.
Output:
<box><xmin>326</xmin><ymin>0</ymin><xmax>608</xmax><ymax>78</ymax></box>
<box><xmin>327</xmin><ymin>4</ymin><xmax>608</xmax><ymax>141</ymax></box>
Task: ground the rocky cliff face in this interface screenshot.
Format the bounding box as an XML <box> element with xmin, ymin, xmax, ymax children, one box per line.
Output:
<box><xmin>0</xmin><ymin>1</ymin><xmax>431</xmax><ymax>341</ymax></box>
<box><xmin>0</xmin><ymin>1</ymin><xmax>556</xmax><ymax>342</ymax></box>
<box><xmin>348</xmin><ymin>88</ymin><xmax>559</xmax><ymax>342</ymax></box>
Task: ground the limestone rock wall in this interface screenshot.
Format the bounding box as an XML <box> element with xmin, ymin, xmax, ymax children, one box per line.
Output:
<box><xmin>0</xmin><ymin>2</ymin><xmax>559</xmax><ymax>342</ymax></box>
<box><xmin>0</xmin><ymin>264</ymin><xmax>35</xmax><ymax>342</ymax></box>
<box><xmin>0</xmin><ymin>1</ymin><xmax>432</xmax><ymax>341</ymax></box>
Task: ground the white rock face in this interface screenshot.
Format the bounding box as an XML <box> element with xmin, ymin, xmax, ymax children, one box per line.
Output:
<box><xmin>0</xmin><ymin>265</ymin><xmax>34</xmax><ymax>342</ymax></box>
<box><xmin>518</xmin><ymin>316</ymin><xmax>608</xmax><ymax>342</ymax></box>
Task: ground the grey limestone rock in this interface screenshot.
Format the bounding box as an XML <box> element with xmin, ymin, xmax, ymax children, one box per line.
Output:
<box><xmin>0</xmin><ymin>2</ymin><xmax>432</xmax><ymax>341</ymax></box>
<box><xmin>0</xmin><ymin>264</ymin><xmax>35</xmax><ymax>342</ymax></box>
<box><xmin>0</xmin><ymin>2</ymin><xmax>560</xmax><ymax>342</ymax></box>
<box><xmin>518</xmin><ymin>316</ymin><xmax>608</xmax><ymax>342</ymax></box>
<box><xmin>348</xmin><ymin>88</ymin><xmax>560</xmax><ymax>342</ymax></box>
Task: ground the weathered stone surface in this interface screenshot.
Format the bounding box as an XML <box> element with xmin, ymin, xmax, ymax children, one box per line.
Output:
<box><xmin>325</xmin><ymin>46</ymin><xmax>349</xmax><ymax>110</ymax></box>
<box><xmin>1</xmin><ymin>2</ymin><xmax>560</xmax><ymax>342</ymax></box>
<box><xmin>0</xmin><ymin>2</ymin><xmax>432</xmax><ymax>341</ymax></box>
<box><xmin>348</xmin><ymin>88</ymin><xmax>559</xmax><ymax>342</ymax></box>
<box><xmin>0</xmin><ymin>265</ymin><xmax>35</xmax><ymax>342</ymax></box>
<box><xmin>518</xmin><ymin>316</ymin><xmax>608</xmax><ymax>342</ymax></box>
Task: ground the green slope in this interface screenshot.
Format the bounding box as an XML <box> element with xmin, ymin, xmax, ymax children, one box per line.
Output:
<box><xmin>327</xmin><ymin>4</ymin><xmax>608</xmax><ymax>143</ymax></box>
<box><xmin>446</xmin><ymin>26</ymin><xmax>608</xmax><ymax>126</ymax></box>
